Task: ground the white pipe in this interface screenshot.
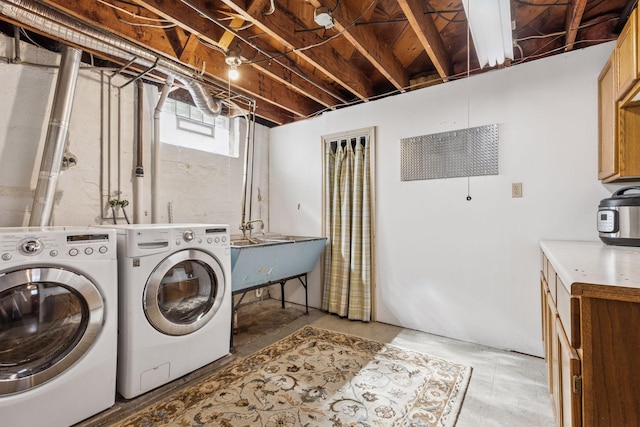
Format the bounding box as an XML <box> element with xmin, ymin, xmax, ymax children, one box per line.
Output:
<box><xmin>152</xmin><ymin>76</ymin><xmax>174</xmax><ymax>223</ymax></box>
<box><xmin>133</xmin><ymin>80</ymin><xmax>144</xmax><ymax>223</ymax></box>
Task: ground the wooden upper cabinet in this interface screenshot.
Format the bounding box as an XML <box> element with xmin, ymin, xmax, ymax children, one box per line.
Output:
<box><xmin>598</xmin><ymin>52</ymin><xmax>617</xmax><ymax>180</ymax></box>
<box><xmin>616</xmin><ymin>8</ymin><xmax>638</xmax><ymax>99</ymax></box>
<box><xmin>598</xmin><ymin>7</ymin><xmax>640</xmax><ymax>183</ymax></box>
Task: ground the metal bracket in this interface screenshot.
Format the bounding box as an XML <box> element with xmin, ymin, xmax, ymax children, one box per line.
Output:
<box><xmin>118</xmin><ymin>57</ymin><xmax>159</xmax><ymax>88</ymax></box>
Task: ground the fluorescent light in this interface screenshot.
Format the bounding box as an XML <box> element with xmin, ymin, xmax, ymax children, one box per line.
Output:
<box><xmin>462</xmin><ymin>0</ymin><xmax>514</xmax><ymax>68</ymax></box>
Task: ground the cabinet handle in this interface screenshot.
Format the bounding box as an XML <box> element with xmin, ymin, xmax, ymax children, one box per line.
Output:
<box><xmin>573</xmin><ymin>375</ymin><xmax>582</xmax><ymax>395</ymax></box>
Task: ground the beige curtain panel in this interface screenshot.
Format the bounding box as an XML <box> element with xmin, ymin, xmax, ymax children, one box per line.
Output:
<box><xmin>322</xmin><ymin>135</ymin><xmax>372</xmax><ymax>321</ymax></box>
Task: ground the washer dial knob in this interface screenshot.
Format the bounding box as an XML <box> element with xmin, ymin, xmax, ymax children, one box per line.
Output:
<box><xmin>21</xmin><ymin>239</ymin><xmax>43</xmax><ymax>255</ymax></box>
<box><xmin>183</xmin><ymin>230</ymin><xmax>195</xmax><ymax>242</ymax></box>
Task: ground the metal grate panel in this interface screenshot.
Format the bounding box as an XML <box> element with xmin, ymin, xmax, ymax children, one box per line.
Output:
<box><xmin>400</xmin><ymin>124</ymin><xmax>499</xmax><ymax>181</ymax></box>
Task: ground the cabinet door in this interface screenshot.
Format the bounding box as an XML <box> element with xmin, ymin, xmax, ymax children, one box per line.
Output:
<box><xmin>616</xmin><ymin>8</ymin><xmax>638</xmax><ymax>99</ymax></box>
<box><xmin>547</xmin><ymin>291</ymin><xmax>560</xmax><ymax>420</ymax></box>
<box><xmin>581</xmin><ymin>297</ymin><xmax>640</xmax><ymax>426</ymax></box>
<box><xmin>555</xmin><ymin>318</ymin><xmax>582</xmax><ymax>427</ymax></box>
<box><xmin>598</xmin><ymin>52</ymin><xmax>617</xmax><ymax>180</ymax></box>
<box><xmin>540</xmin><ymin>275</ymin><xmax>546</xmax><ymax>342</ymax></box>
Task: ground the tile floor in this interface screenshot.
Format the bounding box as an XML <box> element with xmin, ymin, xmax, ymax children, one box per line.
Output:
<box><xmin>79</xmin><ymin>298</ymin><xmax>554</xmax><ymax>426</ymax></box>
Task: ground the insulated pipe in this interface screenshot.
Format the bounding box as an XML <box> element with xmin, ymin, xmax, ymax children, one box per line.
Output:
<box><xmin>0</xmin><ymin>0</ymin><xmax>222</xmax><ymax>118</ymax></box>
<box><xmin>133</xmin><ymin>80</ymin><xmax>144</xmax><ymax>224</ymax></box>
<box><xmin>29</xmin><ymin>45</ymin><xmax>81</xmax><ymax>226</ymax></box>
<box><xmin>152</xmin><ymin>75</ymin><xmax>174</xmax><ymax>223</ymax></box>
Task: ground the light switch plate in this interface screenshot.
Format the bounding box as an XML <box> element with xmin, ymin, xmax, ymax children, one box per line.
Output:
<box><xmin>512</xmin><ymin>182</ymin><xmax>523</xmax><ymax>198</ymax></box>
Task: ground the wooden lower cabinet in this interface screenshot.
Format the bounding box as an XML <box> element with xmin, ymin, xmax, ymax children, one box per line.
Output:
<box><xmin>580</xmin><ymin>297</ymin><xmax>640</xmax><ymax>426</ymax></box>
<box><xmin>541</xmin><ymin>247</ymin><xmax>640</xmax><ymax>426</ymax></box>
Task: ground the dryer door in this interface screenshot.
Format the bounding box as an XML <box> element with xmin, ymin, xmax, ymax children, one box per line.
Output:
<box><xmin>144</xmin><ymin>249</ymin><xmax>225</xmax><ymax>336</ymax></box>
<box><xmin>0</xmin><ymin>267</ymin><xmax>104</xmax><ymax>395</ymax></box>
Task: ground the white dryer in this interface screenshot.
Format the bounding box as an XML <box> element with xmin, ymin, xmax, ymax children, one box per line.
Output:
<box><xmin>0</xmin><ymin>227</ymin><xmax>118</xmax><ymax>427</ymax></box>
<box><xmin>110</xmin><ymin>224</ymin><xmax>231</xmax><ymax>399</ymax></box>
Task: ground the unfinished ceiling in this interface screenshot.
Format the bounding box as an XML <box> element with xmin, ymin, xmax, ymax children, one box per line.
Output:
<box><xmin>0</xmin><ymin>0</ymin><xmax>634</xmax><ymax>126</ymax></box>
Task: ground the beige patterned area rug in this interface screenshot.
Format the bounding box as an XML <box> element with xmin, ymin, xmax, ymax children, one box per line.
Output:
<box><xmin>114</xmin><ymin>326</ymin><xmax>472</xmax><ymax>427</ymax></box>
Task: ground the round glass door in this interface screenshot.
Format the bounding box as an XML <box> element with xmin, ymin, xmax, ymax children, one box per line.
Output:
<box><xmin>0</xmin><ymin>268</ymin><xmax>104</xmax><ymax>395</ymax></box>
<box><xmin>144</xmin><ymin>249</ymin><xmax>225</xmax><ymax>336</ymax></box>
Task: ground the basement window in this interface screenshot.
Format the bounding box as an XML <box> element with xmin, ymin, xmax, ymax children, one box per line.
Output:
<box><xmin>160</xmin><ymin>99</ymin><xmax>238</xmax><ymax>157</ymax></box>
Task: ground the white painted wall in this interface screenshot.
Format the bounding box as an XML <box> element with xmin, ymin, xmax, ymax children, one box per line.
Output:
<box><xmin>0</xmin><ymin>35</ymin><xmax>268</xmax><ymax>231</ymax></box>
<box><xmin>269</xmin><ymin>41</ymin><xmax>628</xmax><ymax>356</ymax></box>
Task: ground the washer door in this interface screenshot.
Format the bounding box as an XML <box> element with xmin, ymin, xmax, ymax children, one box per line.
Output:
<box><xmin>0</xmin><ymin>267</ymin><xmax>104</xmax><ymax>395</ymax></box>
<box><xmin>144</xmin><ymin>249</ymin><xmax>225</xmax><ymax>336</ymax></box>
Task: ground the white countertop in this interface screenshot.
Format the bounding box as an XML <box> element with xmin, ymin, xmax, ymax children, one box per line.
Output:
<box><xmin>540</xmin><ymin>240</ymin><xmax>640</xmax><ymax>293</ymax></box>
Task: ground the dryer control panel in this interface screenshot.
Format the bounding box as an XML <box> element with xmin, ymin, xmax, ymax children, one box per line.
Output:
<box><xmin>118</xmin><ymin>224</ymin><xmax>229</xmax><ymax>257</ymax></box>
<box><xmin>174</xmin><ymin>226</ymin><xmax>229</xmax><ymax>248</ymax></box>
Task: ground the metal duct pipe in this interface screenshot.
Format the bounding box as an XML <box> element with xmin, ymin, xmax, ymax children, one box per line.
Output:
<box><xmin>133</xmin><ymin>80</ymin><xmax>144</xmax><ymax>224</ymax></box>
<box><xmin>152</xmin><ymin>76</ymin><xmax>174</xmax><ymax>223</ymax></box>
<box><xmin>29</xmin><ymin>45</ymin><xmax>81</xmax><ymax>226</ymax></box>
<box><xmin>0</xmin><ymin>0</ymin><xmax>221</xmax><ymax>117</ymax></box>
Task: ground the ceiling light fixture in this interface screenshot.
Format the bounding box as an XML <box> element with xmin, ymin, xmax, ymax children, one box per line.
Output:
<box><xmin>314</xmin><ymin>7</ymin><xmax>334</xmax><ymax>29</ymax></box>
<box><xmin>461</xmin><ymin>0</ymin><xmax>514</xmax><ymax>68</ymax></box>
<box><xmin>225</xmin><ymin>50</ymin><xmax>242</xmax><ymax>80</ymax></box>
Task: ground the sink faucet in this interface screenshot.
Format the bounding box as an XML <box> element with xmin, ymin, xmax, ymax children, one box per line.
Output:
<box><xmin>240</xmin><ymin>219</ymin><xmax>264</xmax><ymax>240</ymax></box>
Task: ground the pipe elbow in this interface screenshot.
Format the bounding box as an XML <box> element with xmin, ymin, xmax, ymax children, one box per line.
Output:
<box><xmin>182</xmin><ymin>78</ymin><xmax>222</xmax><ymax>117</ymax></box>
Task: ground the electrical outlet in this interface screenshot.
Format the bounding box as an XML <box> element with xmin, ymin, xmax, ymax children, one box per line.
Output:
<box><xmin>512</xmin><ymin>182</ymin><xmax>523</xmax><ymax>198</ymax></box>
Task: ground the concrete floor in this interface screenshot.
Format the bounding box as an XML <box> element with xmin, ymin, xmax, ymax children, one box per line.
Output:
<box><xmin>79</xmin><ymin>298</ymin><xmax>554</xmax><ymax>426</ymax></box>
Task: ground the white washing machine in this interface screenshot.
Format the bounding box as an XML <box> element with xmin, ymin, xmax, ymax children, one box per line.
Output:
<box><xmin>0</xmin><ymin>226</ymin><xmax>118</xmax><ymax>427</ymax></box>
<box><xmin>109</xmin><ymin>224</ymin><xmax>231</xmax><ymax>399</ymax></box>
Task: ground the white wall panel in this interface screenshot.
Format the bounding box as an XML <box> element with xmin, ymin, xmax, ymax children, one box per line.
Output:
<box><xmin>269</xmin><ymin>42</ymin><xmax>625</xmax><ymax>356</ymax></box>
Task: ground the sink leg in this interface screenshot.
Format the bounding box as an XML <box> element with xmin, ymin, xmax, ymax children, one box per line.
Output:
<box><xmin>280</xmin><ymin>280</ymin><xmax>286</xmax><ymax>308</ymax></box>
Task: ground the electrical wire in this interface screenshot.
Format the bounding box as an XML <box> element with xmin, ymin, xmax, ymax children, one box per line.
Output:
<box><xmin>514</xmin><ymin>16</ymin><xmax>619</xmax><ymax>43</ymax></box>
<box><xmin>20</xmin><ymin>28</ymin><xmax>44</xmax><ymax>50</ymax></box>
<box><xmin>513</xmin><ymin>0</ymin><xmax>571</xmax><ymax>6</ymax></box>
<box><xmin>300</xmin><ymin>35</ymin><xmax>618</xmax><ymax>121</ymax></box>
<box><xmin>116</xmin><ymin>18</ymin><xmax>177</xmax><ymax>29</ymax></box>
<box><xmin>425</xmin><ymin>4</ymin><xmax>465</xmax><ymax>23</ymax></box>
<box><xmin>246</xmin><ymin>0</ymin><xmax>376</xmax><ymax>65</ymax></box>
<box><xmin>264</xmin><ymin>0</ymin><xmax>275</xmax><ymax>15</ymax></box>
<box><xmin>97</xmin><ymin>0</ymin><xmax>172</xmax><ymax>23</ymax></box>
<box><xmin>465</xmin><ymin>0</ymin><xmax>471</xmax><ymax>202</ymax></box>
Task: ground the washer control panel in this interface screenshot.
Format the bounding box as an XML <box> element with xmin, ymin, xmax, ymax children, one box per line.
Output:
<box><xmin>0</xmin><ymin>228</ymin><xmax>116</xmax><ymax>262</ymax></box>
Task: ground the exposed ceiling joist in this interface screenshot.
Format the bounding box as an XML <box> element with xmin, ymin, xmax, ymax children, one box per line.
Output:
<box><xmin>564</xmin><ymin>0</ymin><xmax>588</xmax><ymax>51</ymax></box>
<box><xmin>0</xmin><ymin>0</ymin><xmax>627</xmax><ymax>126</ymax></box>
<box><xmin>217</xmin><ymin>0</ymin><xmax>375</xmax><ymax>100</ymax></box>
<box><xmin>396</xmin><ymin>0</ymin><xmax>451</xmax><ymax>82</ymax></box>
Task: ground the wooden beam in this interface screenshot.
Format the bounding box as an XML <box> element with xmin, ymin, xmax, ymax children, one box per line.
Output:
<box><xmin>179</xmin><ymin>33</ymin><xmax>201</xmax><ymax>64</ymax></box>
<box><xmin>565</xmin><ymin>0</ymin><xmax>588</xmax><ymax>51</ymax></box>
<box><xmin>396</xmin><ymin>0</ymin><xmax>451</xmax><ymax>82</ymax></box>
<box><xmin>131</xmin><ymin>0</ymin><xmax>344</xmax><ymax>109</ymax></box>
<box><xmin>218</xmin><ymin>17</ymin><xmax>245</xmax><ymax>50</ymax></box>
<box><xmin>307</xmin><ymin>0</ymin><xmax>409</xmax><ymax>91</ymax></box>
<box><xmin>36</xmin><ymin>0</ymin><xmax>321</xmax><ymax>120</ymax></box>
<box><xmin>217</xmin><ymin>0</ymin><xmax>375</xmax><ymax>100</ymax></box>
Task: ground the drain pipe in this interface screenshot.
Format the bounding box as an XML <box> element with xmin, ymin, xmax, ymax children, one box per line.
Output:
<box><xmin>152</xmin><ymin>75</ymin><xmax>174</xmax><ymax>223</ymax></box>
<box><xmin>133</xmin><ymin>80</ymin><xmax>144</xmax><ymax>224</ymax></box>
<box><xmin>29</xmin><ymin>45</ymin><xmax>81</xmax><ymax>226</ymax></box>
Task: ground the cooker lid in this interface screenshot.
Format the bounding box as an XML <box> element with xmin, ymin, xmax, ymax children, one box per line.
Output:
<box><xmin>599</xmin><ymin>186</ymin><xmax>640</xmax><ymax>207</ymax></box>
